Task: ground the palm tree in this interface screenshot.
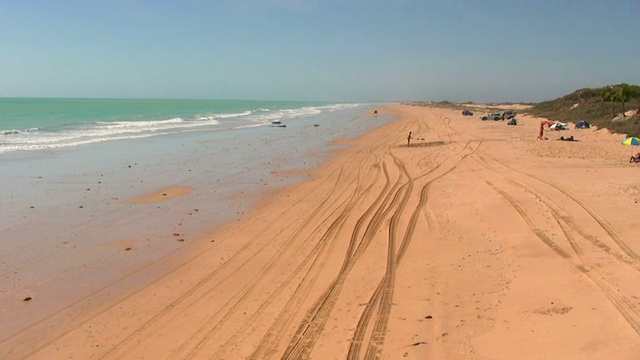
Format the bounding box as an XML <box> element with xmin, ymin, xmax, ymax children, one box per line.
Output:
<box><xmin>609</xmin><ymin>88</ymin><xmax>617</xmax><ymax>117</ymax></box>
<box><xmin>601</xmin><ymin>87</ymin><xmax>611</xmax><ymax>110</ymax></box>
<box><xmin>619</xmin><ymin>83</ymin><xmax>630</xmax><ymax>117</ymax></box>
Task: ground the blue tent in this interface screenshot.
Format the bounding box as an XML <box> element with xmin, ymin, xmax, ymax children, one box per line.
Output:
<box><xmin>575</xmin><ymin>120</ymin><xmax>590</xmax><ymax>129</ymax></box>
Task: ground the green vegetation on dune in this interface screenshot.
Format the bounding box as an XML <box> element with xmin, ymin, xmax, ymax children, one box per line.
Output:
<box><xmin>526</xmin><ymin>84</ymin><xmax>640</xmax><ymax>137</ymax></box>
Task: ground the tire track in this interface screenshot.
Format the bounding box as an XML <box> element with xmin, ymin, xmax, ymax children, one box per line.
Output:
<box><xmin>476</xmin><ymin>153</ymin><xmax>640</xmax><ymax>272</ymax></box>
<box><xmin>281</xmin><ymin>155</ymin><xmax>408</xmax><ymax>359</ymax></box>
<box><xmin>348</xmin><ymin>142</ymin><xmax>481</xmax><ymax>360</ymax></box>
<box><xmin>482</xmin><ymin>153</ymin><xmax>640</xmax><ymax>262</ymax></box>
<box><xmin>347</xmin><ymin>153</ymin><xmax>415</xmax><ymax>360</ymax></box>
<box><xmin>248</xmin><ymin>161</ymin><xmax>390</xmax><ymax>360</ymax></box>
<box><xmin>356</xmin><ymin>156</ymin><xmax>412</xmax><ymax>360</ymax></box>
<box><xmin>182</xmin><ymin>191</ymin><xmax>357</xmax><ymax>360</ymax></box>
<box><xmin>484</xmin><ymin>180</ymin><xmax>640</xmax><ymax>336</ymax></box>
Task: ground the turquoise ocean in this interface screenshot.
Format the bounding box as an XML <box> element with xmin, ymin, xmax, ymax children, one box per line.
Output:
<box><xmin>0</xmin><ymin>98</ymin><xmax>346</xmax><ymax>153</ymax></box>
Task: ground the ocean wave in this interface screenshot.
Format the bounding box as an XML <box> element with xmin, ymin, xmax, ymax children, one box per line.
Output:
<box><xmin>244</xmin><ymin>106</ymin><xmax>325</xmax><ymax>125</ymax></box>
<box><xmin>0</xmin><ymin>116</ymin><xmax>224</xmax><ymax>153</ymax></box>
<box><xmin>97</xmin><ymin>117</ymin><xmax>185</xmax><ymax>128</ymax></box>
<box><xmin>213</xmin><ymin>110</ymin><xmax>254</xmax><ymax>119</ymax></box>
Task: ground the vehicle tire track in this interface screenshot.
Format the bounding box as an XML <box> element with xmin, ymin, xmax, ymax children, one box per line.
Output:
<box><xmin>281</xmin><ymin>154</ymin><xmax>408</xmax><ymax>359</ymax></box>
<box><xmin>475</xmin><ymin>153</ymin><xmax>640</xmax><ymax>272</ymax></box>
<box><xmin>482</xmin><ymin>153</ymin><xmax>640</xmax><ymax>262</ymax></box>
<box><xmin>348</xmin><ymin>142</ymin><xmax>479</xmax><ymax>360</ymax></box>
<box><xmin>248</xmin><ymin>162</ymin><xmax>392</xmax><ymax>360</ymax></box>
<box><xmin>353</xmin><ymin>156</ymin><xmax>411</xmax><ymax>360</ymax></box>
<box><xmin>484</xmin><ymin>180</ymin><xmax>640</xmax><ymax>336</ymax></box>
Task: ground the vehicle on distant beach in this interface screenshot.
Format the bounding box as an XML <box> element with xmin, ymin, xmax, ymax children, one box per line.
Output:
<box><xmin>481</xmin><ymin>113</ymin><xmax>502</xmax><ymax>121</ymax></box>
<box><xmin>462</xmin><ymin>109</ymin><xmax>473</xmax><ymax>116</ymax></box>
<box><xmin>501</xmin><ymin>110</ymin><xmax>517</xmax><ymax>120</ymax></box>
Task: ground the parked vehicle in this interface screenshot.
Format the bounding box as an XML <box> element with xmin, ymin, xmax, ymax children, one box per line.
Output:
<box><xmin>462</xmin><ymin>109</ymin><xmax>474</xmax><ymax>116</ymax></box>
<box><xmin>481</xmin><ymin>113</ymin><xmax>502</xmax><ymax>121</ymax></box>
<box><xmin>501</xmin><ymin>110</ymin><xmax>517</xmax><ymax>120</ymax></box>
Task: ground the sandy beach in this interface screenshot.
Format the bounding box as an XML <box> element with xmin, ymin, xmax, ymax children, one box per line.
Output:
<box><xmin>3</xmin><ymin>104</ymin><xmax>640</xmax><ymax>359</ymax></box>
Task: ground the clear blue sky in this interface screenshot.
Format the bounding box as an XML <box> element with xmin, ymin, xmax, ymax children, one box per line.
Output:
<box><xmin>1</xmin><ymin>0</ymin><xmax>639</xmax><ymax>103</ymax></box>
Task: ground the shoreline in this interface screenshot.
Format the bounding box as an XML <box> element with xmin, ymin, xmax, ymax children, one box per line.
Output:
<box><xmin>3</xmin><ymin>104</ymin><xmax>640</xmax><ymax>359</ymax></box>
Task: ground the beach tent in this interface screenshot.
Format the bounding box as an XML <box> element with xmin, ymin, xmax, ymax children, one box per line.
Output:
<box><xmin>550</xmin><ymin>122</ymin><xmax>567</xmax><ymax>131</ymax></box>
<box><xmin>575</xmin><ymin>120</ymin><xmax>590</xmax><ymax>129</ymax></box>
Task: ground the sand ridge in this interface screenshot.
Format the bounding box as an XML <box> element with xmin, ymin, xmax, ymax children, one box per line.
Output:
<box><xmin>2</xmin><ymin>104</ymin><xmax>639</xmax><ymax>359</ymax></box>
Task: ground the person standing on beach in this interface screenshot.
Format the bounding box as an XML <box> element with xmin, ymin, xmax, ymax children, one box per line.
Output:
<box><xmin>537</xmin><ymin>124</ymin><xmax>544</xmax><ymax>140</ymax></box>
<box><xmin>407</xmin><ymin>131</ymin><xmax>413</xmax><ymax>147</ymax></box>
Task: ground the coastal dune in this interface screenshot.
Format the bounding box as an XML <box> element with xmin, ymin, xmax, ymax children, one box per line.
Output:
<box><xmin>3</xmin><ymin>104</ymin><xmax>640</xmax><ymax>359</ymax></box>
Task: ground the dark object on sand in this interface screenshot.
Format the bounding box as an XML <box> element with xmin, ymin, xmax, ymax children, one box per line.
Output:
<box><xmin>507</xmin><ymin>118</ymin><xmax>517</xmax><ymax>125</ymax></box>
<box><xmin>373</xmin><ymin>110</ymin><xmax>378</xmax><ymax>114</ymax></box>
<box><xmin>559</xmin><ymin>135</ymin><xmax>575</xmax><ymax>141</ymax></box>
<box><xmin>462</xmin><ymin>109</ymin><xmax>473</xmax><ymax>116</ymax></box>
<box><xmin>314</xmin><ymin>124</ymin><xmax>319</xmax><ymax>127</ymax></box>
<box><xmin>575</xmin><ymin>120</ymin><xmax>590</xmax><ymax>129</ymax></box>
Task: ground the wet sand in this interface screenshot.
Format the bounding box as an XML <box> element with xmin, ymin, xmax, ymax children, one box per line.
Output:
<box><xmin>125</xmin><ymin>186</ymin><xmax>193</xmax><ymax>204</ymax></box>
<box><xmin>2</xmin><ymin>104</ymin><xmax>640</xmax><ymax>359</ymax></box>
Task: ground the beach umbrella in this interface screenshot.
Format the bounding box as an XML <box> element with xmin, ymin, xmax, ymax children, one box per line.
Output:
<box><xmin>622</xmin><ymin>137</ymin><xmax>640</xmax><ymax>158</ymax></box>
<box><xmin>622</xmin><ymin>137</ymin><xmax>640</xmax><ymax>146</ymax></box>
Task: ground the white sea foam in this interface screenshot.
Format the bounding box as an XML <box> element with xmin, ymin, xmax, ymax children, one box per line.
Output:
<box><xmin>214</xmin><ymin>110</ymin><xmax>253</xmax><ymax>119</ymax></box>
<box><xmin>98</xmin><ymin>117</ymin><xmax>185</xmax><ymax>128</ymax></box>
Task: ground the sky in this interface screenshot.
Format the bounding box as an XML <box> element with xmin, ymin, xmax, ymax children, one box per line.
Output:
<box><xmin>1</xmin><ymin>0</ymin><xmax>639</xmax><ymax>103</ymax></box>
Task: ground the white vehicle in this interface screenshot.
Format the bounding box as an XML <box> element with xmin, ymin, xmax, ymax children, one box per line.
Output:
<box><xmin>481</xmin><ymin>113</ymin><xmax>502</xmax><ymax>121</ymax></box>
